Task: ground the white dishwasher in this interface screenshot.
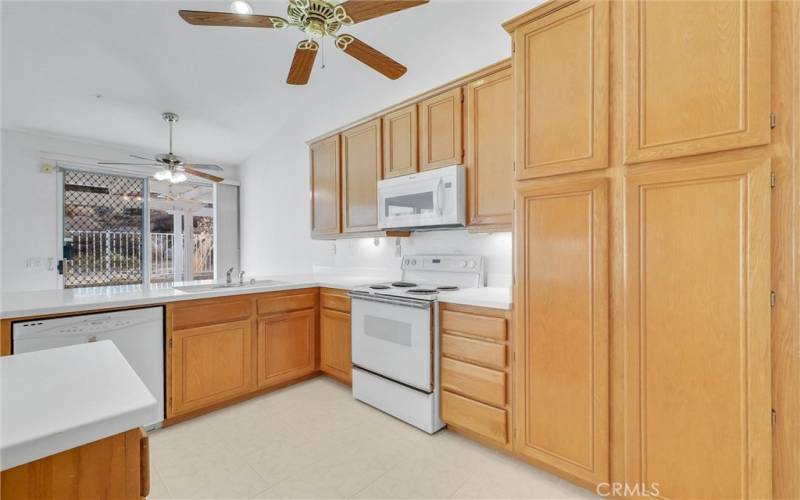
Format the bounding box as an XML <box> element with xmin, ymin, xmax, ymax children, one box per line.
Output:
<box><xmin>12</xmin><ymin>307</ymin><xmax>164</xmax><ymax>428</ymax></box>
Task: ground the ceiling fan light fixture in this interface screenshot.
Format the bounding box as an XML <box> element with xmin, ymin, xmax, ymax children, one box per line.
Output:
<box><xmin>154</xmin><ymin>169</ymin><xmax>172</xmax><ymax>181</ymax></box>
<box><xmin>170</xmin><ymin>171</ymin><xmax>188</xmax><ymax>184</ymax></box>
<box><xmin>230</xmin><ymin>0</ymin><xmax>254</xmax><ymax>15</ymax></box>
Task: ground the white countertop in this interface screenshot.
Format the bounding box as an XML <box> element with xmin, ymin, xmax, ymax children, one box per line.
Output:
<box><xmin>438</xmin><ymin>286</ymin><xmax>512</xmax><ymax>310</ymax></box>
<box><xmin>0</xmin><ymin>274</ymin><xmax>512</xmax><ymax>319</ymax></box>
<box><xmin>0</xmin><ymin>341</ymin><xmax>158</xmax><ymax>470</ymax></box>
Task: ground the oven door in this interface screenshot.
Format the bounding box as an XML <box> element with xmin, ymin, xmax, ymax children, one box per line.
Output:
<box><xmin>350</xmin><ymin>294</ymin><xmax>433</xmax><ymax>393</ymax></box>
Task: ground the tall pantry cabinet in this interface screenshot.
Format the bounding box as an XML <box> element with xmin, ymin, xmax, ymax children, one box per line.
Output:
<box><xmin>506</xmin><ymin>0</ymin><xmax>776</xmax><ymax>498</ymax></box>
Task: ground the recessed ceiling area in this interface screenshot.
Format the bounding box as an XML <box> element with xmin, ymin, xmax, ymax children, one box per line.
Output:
<box><xmin>1</xmin><ymin>1</ymin><xmax>534</xmax><ymax>168</ymax></box>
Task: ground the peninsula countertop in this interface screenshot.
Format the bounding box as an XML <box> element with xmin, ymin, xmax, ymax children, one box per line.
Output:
<box><xmin>0</xmin><ymin>274</ymin><xmax>512</xmax><ymax>320</ymax></box>
<box><xmin>0</xmin><ymin>341</ymin><xmax>158</xmax><ymax>470</ymax></box>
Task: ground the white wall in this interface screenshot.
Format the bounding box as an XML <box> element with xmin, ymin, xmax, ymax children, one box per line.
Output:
<box><xmin>0</xmin><ymin>129</ymin><xmax>238</xmax><ymax>292</ymax></box>
<box><xmin>239</xmin><ymin>1</ymin><xmax>531</xmax><ymax>281</ymax></box>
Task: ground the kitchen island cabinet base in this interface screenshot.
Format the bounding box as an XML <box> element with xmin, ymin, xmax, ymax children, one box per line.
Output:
<box><xmin>0</xmin><ymin>428</ymin><xmax>148</xmax><ymax>500</ymax></box>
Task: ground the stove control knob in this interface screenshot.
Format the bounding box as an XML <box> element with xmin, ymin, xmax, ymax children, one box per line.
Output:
<box><xmin>468</xmin><ymin>260</ymin><xmax>476</xmax><ymax>269</ymax></box>
<box><xmin>459</xmin><ymin>260</ymin><xmax>467</xmax><ymax>268</ymax></box>
<box><xmin>404</xmin><ymin>259</ymin><xmax>410</xmax><ymax>266</ymax></box>
<box><xmin>411</xmin><ymin>259</ymin><xmax>417</xmax><ymax>266</ymax></box>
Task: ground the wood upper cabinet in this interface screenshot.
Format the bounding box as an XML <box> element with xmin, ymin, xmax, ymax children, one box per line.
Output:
<box><xmin>623</xmin><ymin>0</ymin><xmax>770</xmax><ymax>163</ymax></box>
<box><xmin>341</xmin><ymin>119</ymin><xmax>382</xmax><ymax>233</ymax></box>
<box><xmin>624</xmin><ymin>157</ymin><xmax>771</xmax><ymax>499</ymax></box>
<box><xmin>510</xmin><ymin>0</ymin><xmax>609</xmax><ymax>179</ymax></box>
<box><xmin>419</xmin><ymin>87</ymin><xmax>463</xmax><ymax>170</ymax></box>
<box><xmin>169</xmin><ymin>319</ymin><xmax>254</xmax><ymax>417</ymax></box>
<box><xmin>465</xmin><ymin>67</ymin><xmax>513</xmax><ymax>228</ymax></box>
<box><xmin>257</xmin><ymin>308</ymin><xmax>316</xmax><ymax>388</ymax></box>
<box><xmin>513</xmin><ymin>176</ymin><xmax>609</xmax><ymax>485</ymax></box>
<box><xmin>383</xmin><ymin>104</ymin><xmax>418</xmax><ymax>178</ymax></box>
<box><xmin>320</xmin><ymin>308</ymin><xmax>352</xmax><ymax>384</ymax></box>
<box><xmin>310</xmin><ymin>135</ymin><xmax>341</xmax><ymax>237</ymax></box>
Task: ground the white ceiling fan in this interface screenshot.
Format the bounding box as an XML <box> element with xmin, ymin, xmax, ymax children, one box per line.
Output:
<box><xmin>98</xmin><ymin>112</ymin><xmax>224</xmax><ymax>184</ymax></box>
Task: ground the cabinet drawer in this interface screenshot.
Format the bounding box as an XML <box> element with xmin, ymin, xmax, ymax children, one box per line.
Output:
<box><xmin>441</xmin><ymin>310</ymin><xmax>506</xmax><ymax>341</ymax></box>
<box><xmin>442</xmin><ymin>390</ymin><xmax>507</xmax><ymax>445</ymax></box>
<box><xmin>441</xmin><ymin>357</ymin><xmax>506</xmax><ymax>407</ymax></box>
<box><xmin>257</xmin><ymin>290</ymin><xmax>316</xmax><ymax>315</ymax></box>
<box><xmin>171</xmin><ymin>298</ymin><xmax>251</xmax><ymax>330</ymax></box>
<box><xmin>320</xmin><ymin>292</ymin><xmax>350</xmax><ymax>313</ymax></box>
<box><xmin>442</xmin><ymin>333</ymin><xmax>506</xmax><ymax>369</ymax></box>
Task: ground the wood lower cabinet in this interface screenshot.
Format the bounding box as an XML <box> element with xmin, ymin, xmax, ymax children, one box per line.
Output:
<box><xmin>320</xmin><ymin>288</ymin><xmax>352</xmax><ymax>384</ymax></box>
<box><xmin>342</xmin><ymin>118</ymin><xmax>382</xmax><ymax>233</ymax></box>
<box><xmin>623</xmin><ymin>157</ymin><xmax>772</xmax><ymax>499</ymax></box>
<box><xmin>167</xmin><ymin>288</ymin><xmax>320</xmax><ymax>420</ymax></box>
<box><xmin>508</xmin><ymin>0</ymin><xmax>609</xmax><ymax>179</ymax></box>
<box><xmin>169</xmin><ymin>319</ymin><xmax>254</xmax><ymax>417</ymax></box>
<box><xmin>440</xmin><ymin>303</ymin><xmax>511</xmax><ymax>449</ymax></box>
<box><xmin>1</xmin><ymin>428</ymin><xmax>148</xmax><ymax>500</ymax></box>
<box><xmin>513</xmin><ymin>176</ymin><xmax>609</xmax><ymax>486</ymax></box>
<box><xmin>465</xmin><ymin>67</ymin><xmax>513</xmax><ymax>229</ymax></box>
<box><xmin>383</xmin><ymin>104</ymin><xmax>418</xmax><ymax>178</ymax></box>
<box><xmin>622</xmin><ymin>0</ymin><xmax>770</xmax><ymax>164</ymax></box>
<box><xmin>310</xmin><ymin>135</ymin><xmax>341</xmax><ymax>238</ymax></box>
<box><xmin>257</xmin><ymin>309</ymin><xmax>316</xmax><ymax>388</ymax></box>
<box><xmin>419</xmin><ymin>87</ymin><xmax>463</xmax><ymax>170</ymax></box>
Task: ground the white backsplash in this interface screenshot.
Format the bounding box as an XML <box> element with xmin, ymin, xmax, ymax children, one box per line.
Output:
<box><xmin>323</xmin><ymin>230</ymin><xmax>513</xmax><ymax>287</ymax></box>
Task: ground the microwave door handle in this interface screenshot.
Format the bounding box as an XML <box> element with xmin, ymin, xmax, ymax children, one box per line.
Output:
<box><xmin>436</xmin><ymin>179</ymin><xmax>445</xmax><ymax>216</ymax></box>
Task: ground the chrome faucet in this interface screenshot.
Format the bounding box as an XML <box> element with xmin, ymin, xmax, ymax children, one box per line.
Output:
<box><xmin>239</xmin><ymin>270</ymin><xmax>246</xmax><ymax>285</ymax></box>
<box><xmin>226</xmin><ymin>267</ymin><xmax>235</xmax><ymax>284</ymax></box>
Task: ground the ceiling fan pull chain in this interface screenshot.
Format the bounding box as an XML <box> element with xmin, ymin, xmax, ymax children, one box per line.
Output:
<box><xmin>321</xmin><ymin>38</ymin><xmax>326</xmax><ymax>70</ymax></box>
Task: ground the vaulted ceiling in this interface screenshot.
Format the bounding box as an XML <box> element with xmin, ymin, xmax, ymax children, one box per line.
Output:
<box><xmin>2</xmin><ymin>1</ymin><xmax>535</xmax><ymax>168</ymax></box>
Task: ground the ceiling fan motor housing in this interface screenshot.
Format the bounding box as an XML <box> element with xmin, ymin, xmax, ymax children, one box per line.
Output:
<box><xmin>288</xmin><ymin>0</ymin><xmax>351</xmax><ymax>39</ymax></box>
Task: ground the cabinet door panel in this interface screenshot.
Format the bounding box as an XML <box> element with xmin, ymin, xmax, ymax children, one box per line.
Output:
<box><xmin>170</xmin><ymin>320</ymin><xmax>253</xmax><ymax>417</ymax></box>
<box><xmin>257</xmin><ymin>309</ymin><xmax>315</xmax><ymax>388</ymax></box>
<box><xmin>419</xmin><ymin>88</ymin><xmax>463</xmax><ymax>170</ymax></box>
<box><xmin>513</xmin><ymin>0</ymin><xmax>609</xmax><ymax>179</ymax></box>
<box><xmin>513</xmin><ymin>177</ymin><xmax>608</xmax><ymax>485</ymax></box>
<box><xmin>623</xmin><ymin>0</ymin><xmax>770</xmax><ymax>163</ymax></box>
<box><xmin>310</xmin><ymin>136</ymin><xmax>340</xmax><ymax>237</ymax></box>
<box><xmin>342</xmin><ymin>119</ymin><xmax>382</xmax><ymax>233</ymax></box>
<box><xmin>383</xmin><ymin>105</ymin><xmax>418</xmax><ymax>178</ymax></box>
<box><xmin>624</xmin><ymin>157</ymin><xmax>771</xmax><ymax>498</ymax></box>
<box><xmin>320</xmin><ymin>308</ymin><xmax>352</xmax><ymax>384</ymax></box>
<box><xmin>466</xmin><ymin>68</ymin><xmax>513</xmax><ymax>228</ymax></box>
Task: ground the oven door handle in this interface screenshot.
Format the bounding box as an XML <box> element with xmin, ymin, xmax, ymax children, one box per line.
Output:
<box><xmin>348</xmin><ymin>292</ymin><xmax>433</xmax><ymax>310</ymax></box>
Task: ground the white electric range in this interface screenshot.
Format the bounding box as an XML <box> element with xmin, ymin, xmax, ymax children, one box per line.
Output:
<box><xmin>348</xmin><ymin>254</ymin><xmax>485</xmax><ymax>433</ymax></box>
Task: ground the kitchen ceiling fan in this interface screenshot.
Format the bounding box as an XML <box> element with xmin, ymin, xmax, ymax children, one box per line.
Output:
<box><xmin>98</xmin><ymin>113</ymin><xmax>224</xmax><ymax>184</ymax></box>
<box><xmin>178</xmin><ymin>0</ymin><xmax>429</xmax><ymax>85</ymax></box>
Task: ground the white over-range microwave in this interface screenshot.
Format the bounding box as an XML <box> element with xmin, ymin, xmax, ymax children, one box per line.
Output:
<box><xmin>377</xmin><ymin>165</ymin><xmax>465</xmax><ymax>230</ymax></box>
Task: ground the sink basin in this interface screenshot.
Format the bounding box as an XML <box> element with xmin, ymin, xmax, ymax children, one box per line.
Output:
<box><xmin>174</xmin><ymin>280</ymin><xmax>285</xmax><ymax>293</ymax></box>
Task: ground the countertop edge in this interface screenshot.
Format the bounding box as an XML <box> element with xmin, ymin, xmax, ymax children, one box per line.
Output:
<box><xmin>2</xmin><ymin>401</ymin><xmax>157</xmax><ymax>471</ymax></box>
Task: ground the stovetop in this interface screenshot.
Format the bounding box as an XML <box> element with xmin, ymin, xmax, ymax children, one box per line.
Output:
<box><xmin>350</xmin><ymin>255</ymin><xmax>485</xmax><ymax>303</ymax></box>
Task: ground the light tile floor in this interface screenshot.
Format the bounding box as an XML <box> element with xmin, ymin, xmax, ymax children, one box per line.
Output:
<box><xmin>148</xmin><ymin>377</ymin><xmax>599</xmax><ymax>500</ymax></box>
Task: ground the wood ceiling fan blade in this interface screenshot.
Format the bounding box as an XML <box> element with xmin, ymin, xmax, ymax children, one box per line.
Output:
<box><xmin>184</xmin><ymin>163</ymin><xmax>224</xmax><ymax>172</ymax></box>
<box><xmin>183</xmin><ymin>167</ymin><xmax>224</xmax><ymax>183</ymax></box>
<box><xmin>335</xmin><ymin>35</ymin><xmax>406</xmax><ymax>80</ymax></box>
<box><xmin>338</xmin><ymin>0</ymin><xmax>429</xmax><ymax>24</ymax></box>
<box><xmin>130</xmin><ymin>154</ymin><xmax>156</xmax><ymax>161</ymax></box>
<box><xmin>287</xmin><ymin>41</ymin><xmax>319</xmax><ymax>85</ymax></box>
<box><xmin>178</xmin><ymin>10</ymin><xmax>289</xmax><ymax>29</ymax></box>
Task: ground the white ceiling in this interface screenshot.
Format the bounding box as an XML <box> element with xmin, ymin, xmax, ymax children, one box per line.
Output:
<box><xmin>2</xmin><ymin>1</ymin><xmax>535</xmax><ymax>168</ymax></box>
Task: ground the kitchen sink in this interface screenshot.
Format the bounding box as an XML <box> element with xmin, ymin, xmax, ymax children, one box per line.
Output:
<box><xmin>173</xmin><ymin>280</ymin><xmax>286</xmax><ymax>293</ymax></box>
